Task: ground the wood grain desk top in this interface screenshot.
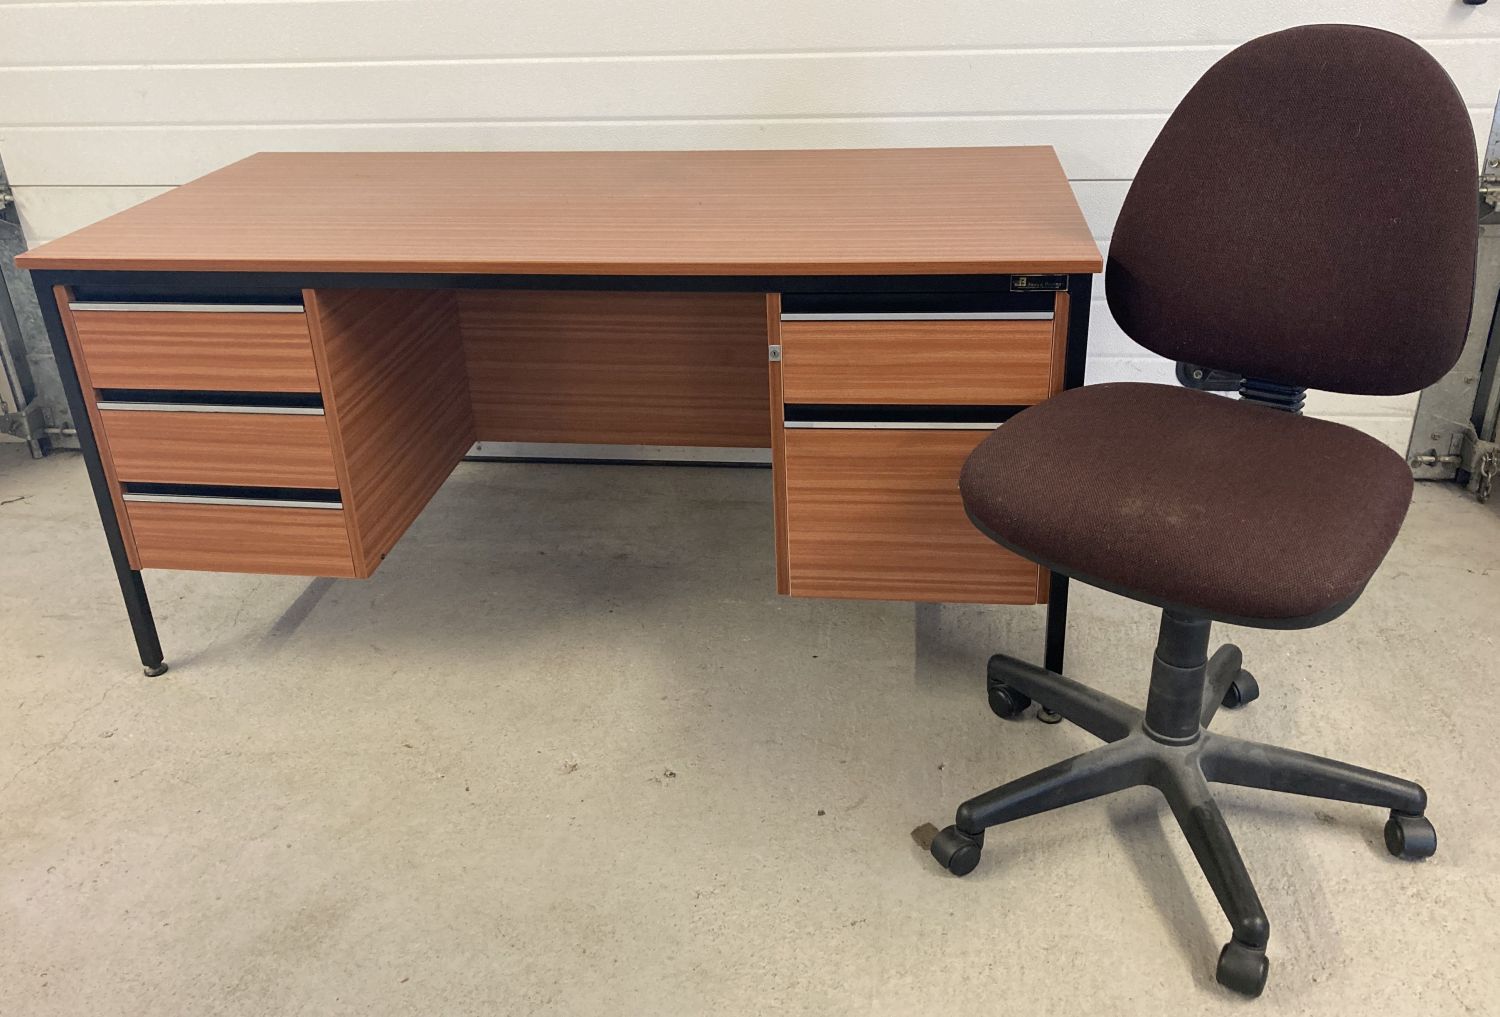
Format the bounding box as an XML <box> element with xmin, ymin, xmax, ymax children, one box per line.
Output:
<box><xmin>18</xmin><ymin>148</ymin><xmax>1102</xmax><ymax>277</ymax></box>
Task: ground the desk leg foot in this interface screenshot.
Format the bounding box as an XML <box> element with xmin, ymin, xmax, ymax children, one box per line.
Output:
<box><xmin>117</xmin><ymin>567</ymin><xmax>167</xmax><ymax>678</ymax></box>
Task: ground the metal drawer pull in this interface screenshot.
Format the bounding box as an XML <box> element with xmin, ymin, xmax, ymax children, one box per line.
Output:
<box><xmin>783</xmin><ymin>420</ymin><xmax>1001</xmax><ymax>430</ymax></box>
<box><xmin>123</xmin><ymin>493</ymin><xmax>343</xmax><ymax>510</ymax></box>
<box><xmin>97</xmin><ymin>401</ymin><xmax>325</xmax><ymax>415</ymax></box>
<box><xmin>780</xmin><ymin>311</ymin><xmax>1052</xmax><ymax>322</ymax></box>
<box><xmin>69</xmin><ymin>302</ymin><xmax>304</xmax><ymax>314</ymax></box>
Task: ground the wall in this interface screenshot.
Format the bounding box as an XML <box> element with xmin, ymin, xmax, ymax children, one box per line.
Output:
<box><xmin>2</xmin><ymin>1</ymin><xmax>1496</xmax><ymax>449</ymax></box>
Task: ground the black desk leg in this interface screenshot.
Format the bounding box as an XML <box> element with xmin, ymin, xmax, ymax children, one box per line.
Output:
<box><xmin>1041</xmin><ymin>273</ymin><xmax>1094</xmax><ymax>678</ymax></box>
<box><xmin>1044</xmin><ymin>574</ymin><xmax>1069</xmax><ymax>674</ymax></box>
<box><xmin>33</xmin><ymin>275</ymin><xmax>167</xmax><ymax>677</ymax></box>
<box><xmin>118</xmin><ymin>568</ymin><xmax>167</xmax><ymax>677</ymax></box>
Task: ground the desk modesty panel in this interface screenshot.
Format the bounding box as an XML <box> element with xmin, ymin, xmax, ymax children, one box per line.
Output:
<box><xmin>17</xmin><ymin>147</ymin><xmax>1102</xmax><ymax>677</ymax></box>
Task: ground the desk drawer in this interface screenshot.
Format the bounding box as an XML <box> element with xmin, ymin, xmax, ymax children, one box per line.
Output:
<box><xmin>124</xmin><ymin>497</ymin><xmax>356</xmax><ymax>577</ymax></box>
<box><xmin>69</xmin><ymin>303</ymin><xmax>321</xmax><ymax>392</ymax></box>
<box><xmin>99</xmin><ymin>404</ymin><xmax>339</xmax><ymax>489</ymax></box>
<box><xmin>779</xmin><ymin>314</ymin><xmax>1055</xmax><ymax>405</ymax></box>
<box><xmin>780</xmin><ymin>425</ymin><xmax>1042</xmax><ymax>603</ymax></box>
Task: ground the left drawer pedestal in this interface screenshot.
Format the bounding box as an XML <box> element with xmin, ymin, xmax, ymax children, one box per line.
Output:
<box><xmin>57</xmin><ymin>290</ymin><xmax>357</xmax><ymax>578</ymax></box>
<box><xmin>124</xmin><ymin>499</ymin><xmax>356</xmax><ymax>577</ymax></box>
<box><xmin>99</xmin><ymin>406</ymin><xmax>339</xmax><ymax>489</ymax></box>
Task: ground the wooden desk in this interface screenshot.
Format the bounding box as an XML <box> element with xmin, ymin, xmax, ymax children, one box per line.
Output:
<box><xmin>18</xmin><ymin>147</ymin><xmax>1103</xmax><ymax>676</ymax></box>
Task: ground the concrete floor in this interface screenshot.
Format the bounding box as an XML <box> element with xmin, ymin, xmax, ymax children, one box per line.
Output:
<box><xmin>2</xmin><ymin>442</ymin><xmax>1498</xmax><ymax>1016</ymax></box>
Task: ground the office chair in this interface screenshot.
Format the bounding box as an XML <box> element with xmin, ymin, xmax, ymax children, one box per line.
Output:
<box><xmin>926</xmin><ymin>25</ymin><xmax>1477</xmax><ymax>998</ymax></box>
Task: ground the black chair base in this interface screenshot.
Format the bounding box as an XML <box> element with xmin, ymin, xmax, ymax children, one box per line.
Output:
<box><xmin>930</xmin><ymin>612</ymin><xmax>1435</xmax><ymax>999</ymax></box>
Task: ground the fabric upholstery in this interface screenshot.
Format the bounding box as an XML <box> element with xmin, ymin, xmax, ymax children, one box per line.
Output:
<box><xmin>1105</xmin><ymin>24</ymin><xmax>1477</xmax><ymax>395</ymax></box>
<box><xmin>960</xmin><ymin>384</ymin><xmax>1414</xmax><ymax>626</ymax></box>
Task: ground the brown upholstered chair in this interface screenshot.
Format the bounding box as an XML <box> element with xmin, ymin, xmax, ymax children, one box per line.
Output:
<box><xmin>926</xmin><ymin>25</ymin><xmax>1477</xmax><ymax>998</ymax></box>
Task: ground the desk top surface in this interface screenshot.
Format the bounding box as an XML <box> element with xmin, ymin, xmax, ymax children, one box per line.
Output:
<box><xmin>19</xmin><ymin>147</ymin><xmax>1102</xmax><ymax>277</ymax></box>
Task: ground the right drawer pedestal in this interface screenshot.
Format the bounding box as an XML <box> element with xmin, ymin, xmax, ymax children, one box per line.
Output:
<box><xmin>780</xmin><ymin>316</ymin><xmax>1055</xmax><ymax>405</ymax></box>
<box><xmin>782</xmin><ymin>426</ymin><xmax>1044</xmax><ymax>603</ymax></box>
<box><xmin>772</xmin><ymin>294</ymin><xmax>1067</xmax><ymax>605</ymax></box>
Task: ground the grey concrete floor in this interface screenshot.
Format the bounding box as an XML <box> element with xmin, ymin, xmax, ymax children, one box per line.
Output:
<box><xmin>2</xmin><ymin>442</ymin><xmax>1498</xmax><ymax>1016</ymax></box>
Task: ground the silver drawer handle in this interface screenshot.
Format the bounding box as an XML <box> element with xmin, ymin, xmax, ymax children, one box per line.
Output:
<box><xmin>97</xmin><ymin>401</ymin><xmax>324</xmax><ymax>415</ymax></box>
<box><xmin>123</xmin><ymin>493</ymin><xmax>343</xmax><ymax>510</ymax></box>
<box><xmin>783</xmin><ymin>420</ymin><xmax>1001</xmax><ymax>430</ymax></box>
<box><xmin>780</xmin><ymin>311</ymin><xmax>1052</xmax><ymax>322</ymax></box>
<box><xmin>70</xmin><ymin>302</ymin><xmax>304</xmax><ymax>314</ymax></box>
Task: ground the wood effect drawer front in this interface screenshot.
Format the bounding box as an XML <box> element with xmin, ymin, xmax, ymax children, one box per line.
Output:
<box><xmin>780</xmin><ymin>319</ymin><xmax>1054</xmax><ymax>404</ymax></box>
<box><xmin>782</xmin><ymin>428</ymin><xmax>1042</xmax><ymax>603</ymax></box>
<box><xmin>100</xmin><ymin>409</ymin><xmax>339</xmax><ymax>488</ymax></box>
<box><xmin>70</xmin><ymin>309</ymin><xmax>320</xmax><ymax>392</ymax></box>
<box><xmin>126</xmin><ymin>502</ymin><xmax>356</xmax><ymax>577</ymax></box>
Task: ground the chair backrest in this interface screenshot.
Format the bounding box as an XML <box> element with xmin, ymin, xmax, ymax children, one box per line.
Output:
<box><xmin>1105</xmin><ymin>24</ymin><xmax>1477</xmax><ymax>396</ymax></box>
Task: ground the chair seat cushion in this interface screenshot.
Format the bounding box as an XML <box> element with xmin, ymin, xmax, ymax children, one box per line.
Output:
<box><xmin>959</xmin><ymin>383</ymin><xmax>1413</xmax><ymax>626</ymax></box>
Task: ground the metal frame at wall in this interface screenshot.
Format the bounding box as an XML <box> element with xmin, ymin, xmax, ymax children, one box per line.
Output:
<box><xmin>1408</xmin><ymin>97</ymin><xmax>1500</xmax><ymax>499</ymax></box>
<box><xmin>27</xmin><ymin>267</ymin><xmax>1093</xmax><ymax>677</ymax></box>
<box><xmin>0</xmin><ymin>156</ymin><xmax>50</xmax><ymax>457</ymax></box>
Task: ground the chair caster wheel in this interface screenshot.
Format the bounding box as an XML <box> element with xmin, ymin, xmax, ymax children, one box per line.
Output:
<box><xmin>1216</xmin><ymin>939</ymin><xmax>1269</xmax><ymax>998</ymax></box>
<box><xmin>1221</xmin><ymin>670</ymin><xmax>1259</xmax><ymax>709</ymax></box>
<box><xmin>1036</xmin><ymin>706</ymin><xmax>1063</xmax><ymax>724</ymax></box>
<box><xmin>986</xmin><ymin>678</ymin><xmax>1032</xmax><ymax>720</ymax></box>
<box><xmin>1384</xmin><ymin>811</ymin><xmax>1437</xmax><ymax>860</ymax></box>
<box><xmin>930</xmin><ymin>825</ymin><xmax>983</xmax><ymax>876</ymax></box>
<box><xmin>144</xmin><ymin>662</ymin><xmax>168</xmax><ymax>677</ymax></box>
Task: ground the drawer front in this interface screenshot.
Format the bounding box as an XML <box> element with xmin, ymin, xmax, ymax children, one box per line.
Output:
<box><xmin>99</xmin><ymin>407</ymin><xmax>339</xmax><ymax>488</ymax></box>
<box><xmin>126</xmin><ymin>500</ymin><xmax>356</xmax><ymax>577</ymax></box>
<box><xmin>781</xmin><ymin>426</ymin><xmax>1042</xmax><ymax>603</ymax></box>
<box><xmin>69</xmin><ymin>304</ymin><xmax>321</xmax><ymax>392</ymax></box>
<box><xmin>780</xmin><ymin>316</ymin><xmax>1055</xmax><ymax>405</ymax></box>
